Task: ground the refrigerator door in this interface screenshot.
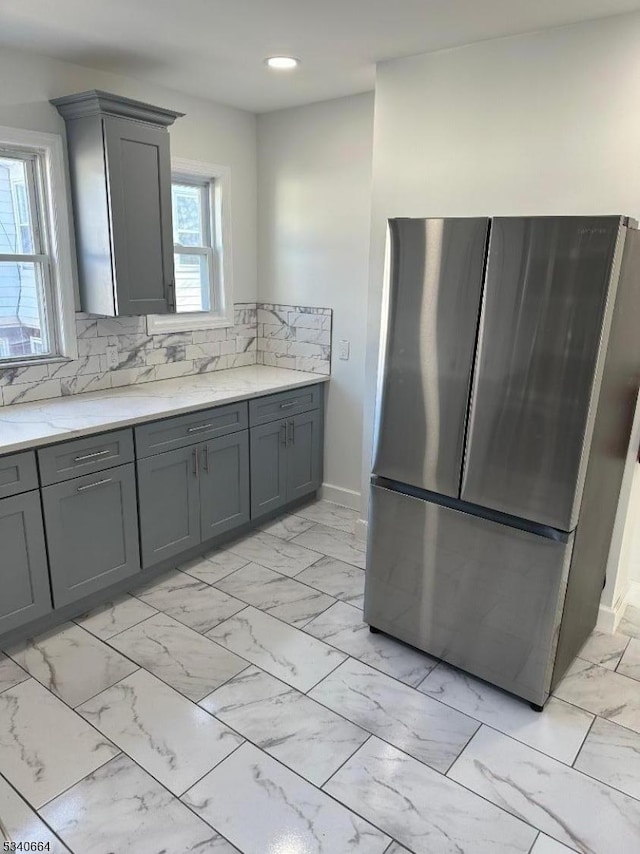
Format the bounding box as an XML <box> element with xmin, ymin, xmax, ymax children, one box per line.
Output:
<box><xmin>461</xmin><ymin>216</ymin><xmax>624</xmax><ymax>530</ymax></box>
<box><xmin>372</xmin><ymin>217</ymin><xmax>488</xmax><ymax>497</ymax></box>
<box><xmin>365</xmin><ymin>483</ymin><xmax>574</xmax><ymax>706</ymax></box>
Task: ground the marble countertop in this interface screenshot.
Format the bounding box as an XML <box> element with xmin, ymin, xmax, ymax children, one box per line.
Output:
<box><xmin>0</xmin><ymin>365</ymin><xmax>329</xmax><ymax>455</ymax></box>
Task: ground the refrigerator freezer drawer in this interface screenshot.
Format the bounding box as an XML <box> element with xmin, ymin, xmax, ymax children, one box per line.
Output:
<box><xmin>364</xmin><ymin>484</ymin><xmax>574</xmax><ymax>706</ymax></box>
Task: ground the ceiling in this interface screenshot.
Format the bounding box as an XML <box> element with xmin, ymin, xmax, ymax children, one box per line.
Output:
<box><xmin>1</xmin><ymin>0</ymin><xmax>640</xmax><ymax>113</ymax></box>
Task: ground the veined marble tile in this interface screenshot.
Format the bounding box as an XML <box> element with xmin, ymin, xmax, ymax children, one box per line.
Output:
<box><xmin>296</xmin><ymin>556</ymin><xmax>365</xmax><ymax>608</ymax></box>
<box><xmin>135</xmin><ymin>570</ymin><xmax>245</xmax><ymax>633</ymax></box>
<box><xmin>109</xmin><ymin>613</ymin><xmax>247</xmax><ymax>701</ymax></box>
<box><xmin>304</xmin><ymin>601</ymin><xmax>437</xmax><ymax>687</ymax></box>
<box><xmin>574</xmin><ymin>716</ymin><xmax>640</xmax><ymax>800</ymax></box>
<box><xmin>0</xmin><ymin>652</ymin><xmax>28</xmax><ymax>694</ymax></box>
<box><xmin>183</xmin><ymin>742</ymin><xmax>389</xmax><ymax>853</ymax></box>
<box><xmin>180</xmin><ymin>550</ymin><xmax>249</xmax><ymax>585</ymax></box>
<box><xmin>258</xmin><ymin>513</ymin><xmax>316</xmax><ymax>540</ymax></box>
<box><xmin>292</xmin><ymin>523</ymin><xmax>365</xmax><ymax>569</ymax></box>
<box><xmin>554</xmin><ymin>658</ymin><xmax>640</xmax><ymax>732</ymax></box>
<box><xmin>5</xmin><ymin>623</ymin><xmax>138</xmax><ymax>707</ymax></box>
<box><xmin>0</xmin><ymin>775</ymin><xmax>69</xmax><ymax>853</ymax></box>
<box><xmin>579</xmin><ymin>630</ymin><xmax>629</xmax><ymax>670</ymax></box>
<box><xmin>617</xmin><ymin>637</ymin><xmax>640</xmax><ymax>681</ymax></box>
<box><xmin>325</xmin><ymin>736</ymin><xmax>535</xmax><ymax>854</ymax></box>
<box><xmin>77</xmin><ymin>669</ymin><xmax>243</xmax><ymax>796</ymax></box>
<box><xmin>419</xmin><ymin>662</ymin><xmax>593</xmax><ymax>764</ymax></box>
<box><xmin>619</xmin><ymin>604</ymin><xmax>640</xmax><ymax>640</ymax></box>
<box><xmin>0</xmin><ymin>679</ymin><xmax>119</xmax><ymax>808</ymax></box>
<box><xmin>310</xmin><ymin>658</ymin><xmax>478</xmax><ymax>772</ymax></box>
<box><xmin>448</xmin><ymin>725</ymin><xmax>640</xmax><ymax>854</ymax></box>
<box><xmin>224</xmin><ymin>530</ymin><xmax>322</xmax><ymax>576</ymax></box>
<box><xmin>214</xmin><ymin>562</ymin><xmax>335</xmax><ymax>628</ymax></box>
<box><xmin>200</xmin><ymin>665</ymin><xmax>368</xmax><ymax>785</ymax></box>
<box><xmin>41</xmin><ymin>753</ymin><xmax>237</xmax><ymax>854</ymax></box>
<box><xmin>207</xmin><ymin>607</ymin><xmax>346</xmax><ymax>691</ymax></box>
<box><xmin>295</xmin><ymin>499</ymin><xmax>360</xmax><ymax>533</ymax></box>
<box><xmin>75</xmin><ymin>594</ymin><xmax>158</xmax><ymax>640</ymax></box>
<box><xmin>383</xmin><ymin>845</ymin><xmax>411</xmax><ymax>854</ymax></box>
<box><xmin>530</xmin><ymin>836</ymin><xmax>575</xmax><ymax>854</ymax></box>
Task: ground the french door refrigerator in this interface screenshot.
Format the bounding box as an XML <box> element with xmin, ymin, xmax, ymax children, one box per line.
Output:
<box><xmin>366</xmin><ymin>216</ymin><xmax>640</xmax><ymax>707</ymax></box>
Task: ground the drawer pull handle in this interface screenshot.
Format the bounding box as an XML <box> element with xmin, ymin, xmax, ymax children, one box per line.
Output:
<box><xmin>279</xmin><ymin>402</ymin><xmax>296</xmax><ymax>409</ymax></box>
<box><xmin>77</xmin><ymin>477</ymin><xmax>112</xmax><ymax>493</ymax></box>
<box><xmin>74</xmin><ymin>449</ymin><xmax>111</xmax><ymax>462</ymax></box>
<box><xmin>187</xmin><ymin>423</ymin><xmax>213</xmax><ymax>433</ymax></box>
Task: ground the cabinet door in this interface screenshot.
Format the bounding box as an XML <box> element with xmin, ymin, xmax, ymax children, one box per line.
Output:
<box><xmin>103</xmin><ymin>116</ymin><xmax>175</xmax><ymax>315</ymax></box>
<box><xmin>287</xmin><ymin>410</ymin><xmax>323</xmax><ymax>502</ymax></box>
<box><xmin>0</xmin><ymin>491</ymin><xmax>51</xmax><ymax>635</ymax></box>
<box><xmin>42</xmin><ymin>464</ymin><xmax>140</xmax><ymax>608</ymax></box>
<box><xmin>200</xmin><ymin>432</ymin><xmax>250</xmax><ymax>540</ymax></box>
<box><xmin>250</xmin><ymin>419</ymin><xmax>288</xmax><ymax>520</ymax></box>
<box><xmin>137</xmin><ymin>445</ymin><xmax>200</xmax><ymax>568</ymax></box>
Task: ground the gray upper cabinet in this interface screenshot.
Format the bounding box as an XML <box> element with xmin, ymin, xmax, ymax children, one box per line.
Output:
<box><xmin>137</xmin><ymin>445</ymin><xmax>201</xmax><ymax>568</ymax></box>
<box><xmin>42</xmin><ymin>463</ymin><xmax>140</xmax><ymax>608</ymax></box>
<box><xmin>0</xmin><ymin>491</ymin><xmax>52</xmax><ymax>635</ymax></box>
<box><xmin>51</xmin><ymin>90</ymin><xmax>184</xmax><ymax>316</ymax></box>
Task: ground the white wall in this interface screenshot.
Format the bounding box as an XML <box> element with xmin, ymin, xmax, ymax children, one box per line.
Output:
<box><xmin>0</xmin><ymin>44</ymin><xmax>257</xmax><ymax>302</ymax></box>
<box><xmin>258</xmin><ymin>93</ymin><xmax>374</xmax><ymax>506</ymax></box>
<box><xmin>362</xmin><ymin>11</ymin><xmax>640</xmax><ymax>529</ymax></box>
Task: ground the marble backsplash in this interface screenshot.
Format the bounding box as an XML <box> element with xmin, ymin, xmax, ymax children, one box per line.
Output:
<box><xmin>0</xmin><ymin>303</ymin><xmax>332</xmax><ymax>407</ymax></box>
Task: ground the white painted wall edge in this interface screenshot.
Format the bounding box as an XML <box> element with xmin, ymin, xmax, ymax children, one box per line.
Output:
<box><xmin>597</xmin><ymin>579</ymin><xmax>639</xmax><ymax>633</ymax></box>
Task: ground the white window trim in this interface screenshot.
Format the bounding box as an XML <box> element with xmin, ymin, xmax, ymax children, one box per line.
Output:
<box><xmin>146</xmin><ymin>157</ymin><xmax>234</xmax><ymax>335</ymax></box>
<box><xmin>0</xmin><ymin>124</ymin><xmax>78</xmax><ymax>365</ymax></box>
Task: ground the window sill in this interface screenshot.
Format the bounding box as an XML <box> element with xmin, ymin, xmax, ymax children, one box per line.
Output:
<box><xmin>0</xmin><ymin>355</ymin><xmax>71</xmax><ymax>371</ymax></box>
<box><xmin>146</xmin><ymin>310</ymin><xmax>234</xmax><ymax>336</ymax></box>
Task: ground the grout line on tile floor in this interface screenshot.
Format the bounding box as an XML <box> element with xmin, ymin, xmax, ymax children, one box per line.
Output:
<box><xmin>0</xmin><ymin>767</ymin><xmax>73</xmax><ymax>851</ymax></box>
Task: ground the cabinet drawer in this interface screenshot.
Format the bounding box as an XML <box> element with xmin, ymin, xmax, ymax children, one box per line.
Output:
<box><xmin>249</xmin><ymin>385</ymin><xmax>322</xmax><ymax>426</ymax></box>
<box><xmin>0</xmin><ymin>451</ymin><xmax>39</xmax><ymax>499</ymax></box>
<box><xmin>38</xmin><ymin>429</ymin><xmax>134</xmax><ymax>486</ymax></box>
<box><xmin>135</xmin><ymin>402</ymin><xmax>248</xmax><ymax>458</ymax></box>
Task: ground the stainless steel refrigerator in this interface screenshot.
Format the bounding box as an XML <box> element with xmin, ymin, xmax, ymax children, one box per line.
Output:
<box><xmin>365</xmin><ymin>216</ymin><xmax>640</xmax><ymax>708</ymax></box>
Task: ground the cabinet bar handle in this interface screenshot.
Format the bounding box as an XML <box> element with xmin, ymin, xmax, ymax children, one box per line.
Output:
<box><xmin>77</xmin><ymin>477</ymin><xmax>112</xmax><ymax>492</ymax></box>
<box><xmin>280</xmin><ymin>422</ymin><xmax>287</xmax><ymax>445</ymax></box>
<box><xmin>187</xmin><ymin>423</ymin><xmax>213</xmax><ymax>433</ymax></box>
<box><xmin>74</xmin><ymin>449</ymin><xmax>110</xmax><ymax>462</ymax></box>
<box><xmin>291</xmin><ymin>420</ymin><xmax>295</xmax><ymax>445</ymax></box>
<box><xmin>192</xmin><ymin>447</ymin><xmax>199</xmax><ymax>477</ymax></box>
<box><xmin>203</xmin><ymin>444</ymin><xmax>209</xmax><ymax>472</ymax></box>
<box><xmin>279</xmin><ymin>402</ymin><xmax>295</xmax><ymax>409</ymax></box>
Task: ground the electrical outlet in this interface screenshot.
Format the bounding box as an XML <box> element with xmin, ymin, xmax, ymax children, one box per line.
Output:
<box><xmin>106</xmin><ymin>345</ymin><xmax>119</xmax><ymax>370</ymax></box>
<box><xmin>338</xmin><ymin>339</ymin><xmax>350</xmax><ymax>361</ymax></box>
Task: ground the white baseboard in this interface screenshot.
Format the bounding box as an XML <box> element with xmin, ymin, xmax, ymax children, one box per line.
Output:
<box><xmin>319</xmin><ymin>482</ymin><xmax>361</xmax><ymax>511</ymax></box>
<box><xmin>597</xmin><ymin>580</ymin><xmax>639</xmax><ymax>633</ymax></box>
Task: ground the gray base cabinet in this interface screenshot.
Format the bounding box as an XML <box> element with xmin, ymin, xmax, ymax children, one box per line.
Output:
<box><xmin>42</xmin><ymin>463</ymin><xmax>141</xmax><ymax>608</ymax></box>
<box><xmin>138</xmin><ymin>431</ymin><xmax>250</xmax><ymax>568</ymax></box>
<box><xmin>250</xmin><ymin>409</ymin><xmax>323</xmax><ymax>520</ymax></box>
<box><xmin>0</xmin><ymin>491</ymin><xmax>51</xmax><ymax>634</ymax></box>
<box><xmin>200</xmin><ymin>432</ymin><xmax>250</xmax><ymax>540</ymax></box>
<box><xmin>137</xmin><ymin>445</ymin><xmax>202</xmax><ymax>567</ymax></box>
<box><xmin>250</xmin><ymin>420</ymin><xmax>288</xmax><ymax>518</ymax></box>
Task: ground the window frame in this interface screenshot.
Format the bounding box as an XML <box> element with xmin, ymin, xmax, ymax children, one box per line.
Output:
<box><xmin>0</xmin><ymin>125</ymin><xmax>77</xmax><ymax>368</ymax></box>
<box><xmin>146</xmin><ymin>157</ymin><xmax>234</xmax><ymax>335</ymax></box>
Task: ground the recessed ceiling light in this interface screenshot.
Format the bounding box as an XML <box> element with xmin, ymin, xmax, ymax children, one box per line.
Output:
<box><xmin>265</xmin><ymin>56</ymin><xmax>300</xmax><ymax>70</ymax></box>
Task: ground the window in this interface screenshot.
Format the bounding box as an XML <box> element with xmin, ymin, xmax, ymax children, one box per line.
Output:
<box><xmin>146</xmin><ymin>158</ymin><xmax>233</xmax><ymax>334</ymax></box>
<box><xmin>172</xmin><ymin>180</ymin><xmax>213</xmax><ymax>313</ymax></box>
<box><xmin>0</xmin><ymin>126</ymin><xmax>76</xmax><ymax>366</ymax></box>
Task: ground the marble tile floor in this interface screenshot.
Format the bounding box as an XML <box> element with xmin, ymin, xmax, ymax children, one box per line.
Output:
<box><xmin>2</xmin><ymin>498</ymin><xmax>640</xmax><ymax>853</ymax></box>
